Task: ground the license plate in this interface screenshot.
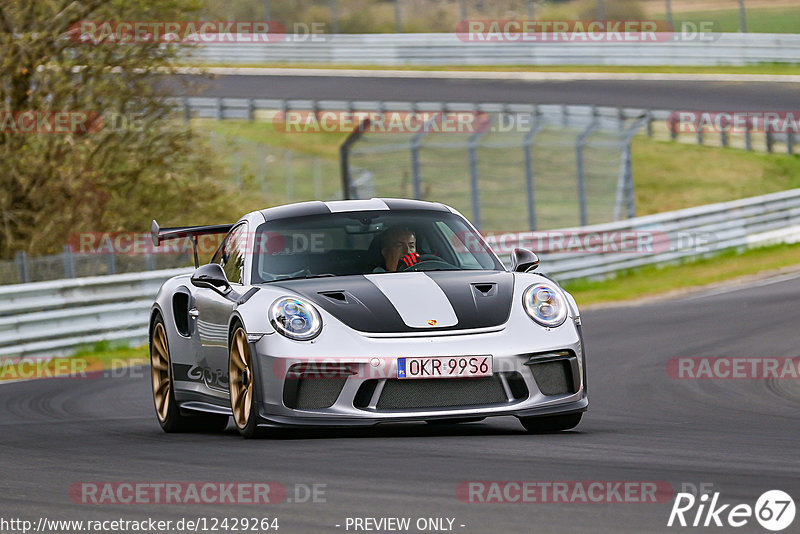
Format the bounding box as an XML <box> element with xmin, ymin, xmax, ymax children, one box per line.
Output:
<box><xmin>397</xmin><ymin>356</ymin><xmax>492</xmax><ymax>379</ymax></box>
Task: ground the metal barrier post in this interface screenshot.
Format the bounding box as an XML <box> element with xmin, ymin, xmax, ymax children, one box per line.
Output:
<box><xmin>523</xmin><ymin>110</ymin><xmax>545</xmax><ymax>231</ymax></box>
<box><xmin>745</xmin><ymin>118</ymin><xmax>753</xmax><ymax>151</ymax></box>
<box><xmin>63</xmin><ymin>245</ymin><xmax>76</xmax><ymax>278</ymax></box>
<box><xmin>284</xmin><ymin>150</ymin><xmax>293</xmax><ymax>201</ymax></box>
<box><xmin>575</xmin><ymin>108</ymin><xmax>599</xmax><ymax>226</ymax></box>
<box><xmin>16</xmin><ymin>251</ymin><xmax>29</xmax><ymax>283</ymax></box>
<box><xmin>614</xmin><ymin>115</ymin><xmax>648</xmax><ymax>220</ymax></box>
<box><xmin>467</xmin><ymin>128</ymin><xmax>489</xmax><ymax>230</ymax></box>
<box><xmin>766</xmin><ymin>125</ymin><xmax>774</xmax><ymax>153</ymax></box>
<box><xmin>247</xmin><ymin>98</ymin><xmax>255</xmax><ymax>122</ymax></box>
<box><xmin>314</xmin><ymin>157</ymin><xmax>322</xmax><ymax>199</ymax></box>
<box><xmin>339</xmin><ymin>119</ymin><xmax>371</xmax><ymax>200</ymax></box>
<box><xmin>106</xmin><ymin>251</ymin><xmax>116</xmax><ymax>275</ymax></box>
<box><xmin>394</xmin><ymin>0</ymin><xmax>402</xmax><ymax>33</ymax></box>
<box><xmin>330</xmin><ymin>0</ymin><xmax>339</xmax><ymax>34</ymax></box>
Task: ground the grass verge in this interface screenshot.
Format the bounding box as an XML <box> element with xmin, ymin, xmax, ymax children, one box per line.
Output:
<box><xmin>563</xmin><ymin>241</ymin><xmax>800</xmax><ymax>307</ymax></box>
<box><xmin>0</xmin><ymin>341</ymin><xmax>148</xmax><ymax>382</ymax></box>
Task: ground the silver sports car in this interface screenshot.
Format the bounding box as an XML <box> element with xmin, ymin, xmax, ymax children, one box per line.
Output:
<box><xmin>149</xmin><ymin>198</ymin><xmax>587</xmax><ymax>438</ymax></box>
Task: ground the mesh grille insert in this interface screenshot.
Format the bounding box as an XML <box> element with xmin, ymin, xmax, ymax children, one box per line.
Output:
<box><xmin>376</xmin><ymin>375</ymin><xmax>508</xmax><ymax>410</ymax></box>
<box><xmin>284</xmin><ymin>378</ymin><xmax>348</xmax><ymax>410</ymax></box>
<box><xmin>528</xmin><ymin>360</ymin><xmax>576</xmax><ymax>396</ymax></box>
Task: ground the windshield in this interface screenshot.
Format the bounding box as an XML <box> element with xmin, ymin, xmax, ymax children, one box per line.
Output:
<box><xmin>251</xmin><ymin>209</ymin><xmax>503</xmax><ymax>283</ymax></box>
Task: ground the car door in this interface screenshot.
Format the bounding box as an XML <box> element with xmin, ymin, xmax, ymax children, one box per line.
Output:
<box><xmin>192</xmin><ymin>223</ymin><xmax>248</xmax><ymax>393</ymax></box>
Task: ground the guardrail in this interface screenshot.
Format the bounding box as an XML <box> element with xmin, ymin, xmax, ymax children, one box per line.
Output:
<box><xmin>2</xmin><ymin>188</ymin><xmax>799</xmax><ymax>359</ymax></box>
<box><xmin>518</xmin><ymin>188</ymin><xmax>800</xmax><ymax>280</ymax></box>
<box><xmin>0</xmin><ymin>268</ymin><xmax>191</xmax><ymax>359</ymax></box>
<box><xmin>189</xmin><ymin>33</ymin><xmax>800</xmax><ymax>66</ymax></box>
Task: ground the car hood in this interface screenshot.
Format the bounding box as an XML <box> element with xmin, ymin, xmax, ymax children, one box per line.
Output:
<box><xmin>270</xmin><ymin>270</ymin><xmax>514</xmax><ymax>333</ymax></box>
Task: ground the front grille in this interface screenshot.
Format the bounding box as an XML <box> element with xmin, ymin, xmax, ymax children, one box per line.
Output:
<box><xmin>375</xmin><ymin>375</ymin><xmax>509</xmax><ymax>410</ymax></box>
<box><xmin>283</xmin><ymin>377</ymin><xmax>348</xmax><ymax>410</ymax></box>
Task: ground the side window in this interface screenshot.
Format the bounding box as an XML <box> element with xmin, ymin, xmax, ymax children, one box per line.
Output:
<box><xmin>213</xmin><ymin>224</ymin><xmax>247</xmax><ymax>284</ymax></box>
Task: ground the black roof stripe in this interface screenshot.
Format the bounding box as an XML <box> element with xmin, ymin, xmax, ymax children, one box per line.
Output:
<box><xmin>260</xmin><ymin>201</ymin><xmax>330</xmax><ymax>221</ymax></box>
<box><xmin>258</xmin><ymin>198</ymin><xmax>449</xmax><ymax>222</ymax></box>
<box><xmin>379</xmin><ymin>198</ymin><xmax>449</xmax><ymax>212</ymax></box>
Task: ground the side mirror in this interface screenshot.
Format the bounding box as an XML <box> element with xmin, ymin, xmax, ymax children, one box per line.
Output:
<box><xmin>191</xmin><ymin>263</ymin><xmax>231</xmax><ymax>294</ymax></box>
<box><xmin>511</xmin><ymin>248</ymin><xmax>539</xmax><ymax>272</ymax></box>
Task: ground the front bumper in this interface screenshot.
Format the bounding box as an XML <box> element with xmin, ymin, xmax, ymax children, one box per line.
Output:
<box><xmin>249</xmin><ymin>321</ymin><xmax>587</xmax><ymax>427</ymax></box>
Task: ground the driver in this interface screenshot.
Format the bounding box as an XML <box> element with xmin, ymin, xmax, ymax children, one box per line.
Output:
<box><xmin>374</xmin><ymin>226</ymin><xmax>420</xmax><ymax>272</ymax></box>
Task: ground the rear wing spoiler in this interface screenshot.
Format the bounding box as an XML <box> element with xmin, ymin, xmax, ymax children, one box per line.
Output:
<box><xmin>151</xmin><ymin>220</ymin><xmax>233</xmax><ymax>268</ymax></box>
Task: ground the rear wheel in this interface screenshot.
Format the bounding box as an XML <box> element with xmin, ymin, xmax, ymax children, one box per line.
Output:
<box><xmin>150</xmin><ymin>316</ymin><xmax>229</xmax><ymax>433</ymax></box>
<box><xmin>229</xmin><ymin>324</ymin><xmax>264</xmax><ymax>438</ymax></box>
<box><xmin>519</xmin><ymin>412</ymin><xmax>582</xmax><ymax>433</ymax></box>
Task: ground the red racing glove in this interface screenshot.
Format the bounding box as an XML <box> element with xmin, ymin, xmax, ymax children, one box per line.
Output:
<box><xmin>398</xmin><ymin>252</ymin><xmax>421</xmax><ymax>269</ymax></box>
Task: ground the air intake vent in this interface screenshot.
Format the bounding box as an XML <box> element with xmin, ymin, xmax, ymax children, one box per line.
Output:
<box><xmin>472</xmin><ymin>283</ymin><xmax>497</xmax><ymax>297</ymax></box>
<box><xmin>319</xmin><ymin>290</ymin><xmax>348</xmax><ymax>303</ymax></box>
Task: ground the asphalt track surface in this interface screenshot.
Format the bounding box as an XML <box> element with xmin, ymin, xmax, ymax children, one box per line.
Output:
<box><xmin>1</xmin><ymin>274</ymin><xmax>799</xmax><ymax>534</ymax></box>
<box><xmin>180</xmin><ymin>73</ymin><xmax>800</xmax><ymax>110</ymax></box>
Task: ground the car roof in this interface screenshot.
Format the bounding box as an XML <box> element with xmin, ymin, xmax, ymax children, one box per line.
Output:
<box><xmin>258</xmin><ymin>198</ymin><xmax>451</xmax><ymax>222</ymax></box>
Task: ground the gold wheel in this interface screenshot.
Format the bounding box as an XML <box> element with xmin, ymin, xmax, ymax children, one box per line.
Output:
<box><xmin>150</xmin><ymin>322</ymin><xmax>171</xmax><ymax>423</ymax></box>
<box><xmin>229</xmin><ymin>328</ymin><xmax>253</xmax><ymax>429</ymax></box>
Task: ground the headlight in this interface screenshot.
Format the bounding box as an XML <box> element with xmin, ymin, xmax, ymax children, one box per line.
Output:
<box><xmin>269</xmin><ymin>297</ymin><xmax>322</xmax><ymax>340</ymax></box>
<box><xmin>522</xmin><ymin>282</ymin><xmax>568</xmax><ymax>328</ymax></box>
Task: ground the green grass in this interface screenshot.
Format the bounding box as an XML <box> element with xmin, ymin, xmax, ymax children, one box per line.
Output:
<box><xmin>0</xmin><ymin>341</ymin><xmax>148</xmax><ymax>381</ymax></box>
<box><xmin>667</xmin><ymin>7</ymin><xmax>800</xmax><ymax>34</ymax></box>
<box><xmin>632</xmin><ymin>138</ymin><xmax>800</xmax><ymax>215</ymax></box>
<box><xmin>563</xmin><ymin>241</ymin><xmax>800</xmax><ymax>306</ymax></box>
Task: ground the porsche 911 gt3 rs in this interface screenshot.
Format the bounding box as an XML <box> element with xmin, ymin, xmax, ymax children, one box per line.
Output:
<box><xmin>149</xmin><ymin>198</ymin><xmax>587</xmax><ymax>438</ymax></box>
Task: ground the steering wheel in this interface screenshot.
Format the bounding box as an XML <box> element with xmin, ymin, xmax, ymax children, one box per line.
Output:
<box><xmin>399</xmin><ymin>255</ymin><xmax>454</xmax><ymax>272</ymax></box>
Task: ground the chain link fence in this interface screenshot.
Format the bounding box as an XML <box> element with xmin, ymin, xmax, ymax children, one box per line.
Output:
<box><xmin>207</xmin><ymin>132</ymin><xmax>341</xmax><ymax>205</ymax></box>
<box><xmin>343</xmin><ymin>105</ymin><xmax>645</xmax><ymax>231</ymax></box>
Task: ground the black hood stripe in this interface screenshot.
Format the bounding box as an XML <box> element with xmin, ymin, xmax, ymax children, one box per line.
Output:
<box><xmin>271</xmin><ymin>271</ymin><xmax>513</xmax><ymax>334</ymax></box>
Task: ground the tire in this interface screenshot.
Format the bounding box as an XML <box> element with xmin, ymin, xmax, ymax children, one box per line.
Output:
<box><xmin>229</xmin><ymin>323</ymin><xmax>265</xmax><ymax>439</ymax></box>
<box><xmin>150</xmin><ymin>315</ymin><xmax>229</xmax><ymax>433</ymax></box>
<box><xmin>519</xmin><ymin>412</ymin><xmax>582</xmax><ymax>434</ymax></box>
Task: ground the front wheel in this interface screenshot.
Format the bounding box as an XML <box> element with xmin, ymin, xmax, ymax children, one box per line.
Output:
<box><xmin>150</xmin><ymin>316</ymin><xmax>229</xmax><ymax>433</ymax></box>
<box><xmin>229</xmin><ymin>324</ymin><xmax>264</xmax><ymax>438</ymax></box>
<box><xmin>519</xmin><ymin>412</ymin><xmax>582</xmax><ymax>434</ymax></box>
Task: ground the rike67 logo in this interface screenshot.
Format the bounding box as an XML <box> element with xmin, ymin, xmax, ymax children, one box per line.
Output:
<box><xmin>668</xmin><ymin>490</ymin><xmax>795</xmax><ymax>531</ymax></box>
